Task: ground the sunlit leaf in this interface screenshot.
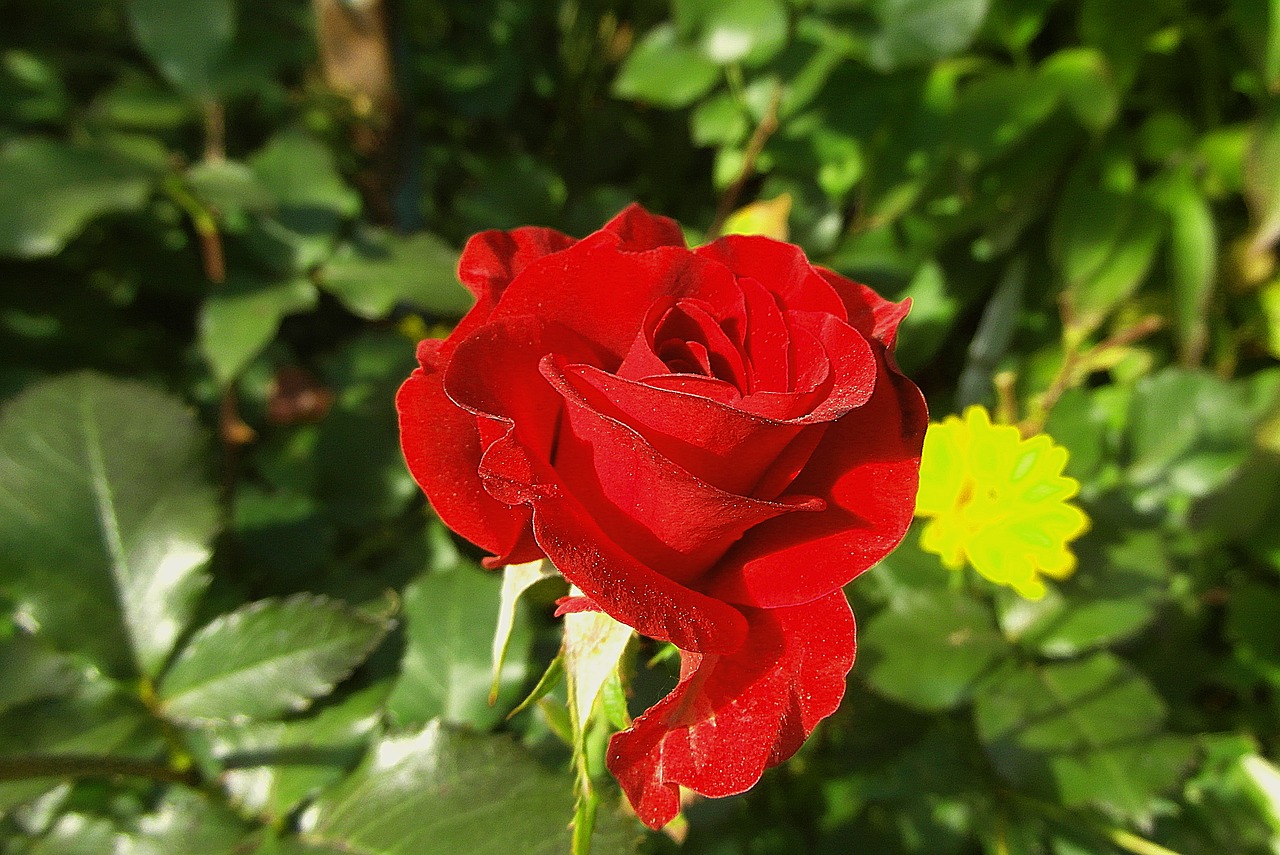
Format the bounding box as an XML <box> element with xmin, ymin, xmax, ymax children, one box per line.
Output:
<box><xmin>159</xmin><ymin>594</ymin><xmax>392</xmax><ymax>724</ymax></box>
<box><xmin>0</xmin><ymin>373</ymin><xmax>217</xmax><ymax>677</ymax></box>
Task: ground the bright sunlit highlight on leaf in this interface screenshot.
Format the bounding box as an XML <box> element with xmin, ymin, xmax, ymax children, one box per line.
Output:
<box><xmin>914</xmin><ymin>405</ymin><xmax>1090</xmax><ymax>600</ymax></box>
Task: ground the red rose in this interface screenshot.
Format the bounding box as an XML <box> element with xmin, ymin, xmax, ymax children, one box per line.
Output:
<box><xmin>396</xmin><ymin>205</ymin><xmax>927</xmax><ymax>828</ymax></box>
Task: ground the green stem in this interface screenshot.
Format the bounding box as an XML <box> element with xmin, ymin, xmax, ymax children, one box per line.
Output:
<box><xmin>162</xmin><ymin>173</ymin><xmax>225</xmax><ymax>283</ymax></box>
<box><xmin>0</xmin><ymin>754</ymin><xmax>200</xmax><ymax>787</ymax></box>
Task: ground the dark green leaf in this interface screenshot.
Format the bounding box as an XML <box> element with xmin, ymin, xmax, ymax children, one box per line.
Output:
<box><xmin>159</xmin><ymin>594</ymin><xmax>393</xmax><ymax>724</ymax></box>
<box><xmin>249</xmin><ymin>131</ymin><xmax>361</xmax><ymax>270</ymax></box>
<box><xmin>387</xmin><ymin>565</ymin><xmax>533</xmax><ymax>730</ymax></box>
<box><xmin>0</xmin><ymin>373</ymin><xmax>217</xmax><ymax>677</ymax></box>
<box><xmin>859</xmin><ymin>589</ymin><xmax>1009</xmax><ymax>712</ymax></box>
<box><xmin>198</xmin><ymin>272</ymin><xmax>317</xmax><ymax>385</ymax></box>
<box><xmin>0</xmin><ymin>138</ymin><xmax>157</xmax><ymax>259</ymax></box>
<box><xmin>308</xmin><ymin>721</ymin><xmax>640</xmax><ymax>855</ymax></box>
<box><xmin>974</xmin><ymin>653</ymin><xmax>1193</xmax><ymax>820</ymax></box>
<box><xmin>126</xmin><ymin>0</ymin><xmax>235</xmax><ymax>96</ymax></box>
<box><xmin>613</xmin><ymin>24</ymin><xmax>721</xmax><ymax>109</ymax></box>
<box><xmin>1053</xmin><ymin>160</ymin><xmax>1164</xmax><ymax>332</ymax></box>
<box><xmin>0</xmin><ymin>632</ymin><xmax>82</xmax><ymax>714</ymax></box>
<box><xmin>321</xmin><ymin>228</ymin><xmax>469</xmax><ymax>320</ymax></box>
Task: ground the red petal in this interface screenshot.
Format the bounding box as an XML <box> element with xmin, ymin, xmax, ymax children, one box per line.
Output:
<box><xmin>458</xmin><ymin>226</ymin><xmax>576</xmax><ymax>305</ymax></box>
<box><xmin>705</xmin><ymin>346</ymin><xmax>928</xmax><ymax>608</ymax></box>
<box><xmin>491</xmin><ymin>240</ymin><xmax>737</xmax><ymax>363</ymax></box>
<box><xmin>817</xmin><ymin>268</ymin><xmax>911</xmax><ymax>350</ymax></box>
<box><xmin>395</xmin><ymin>344</ymin><xmax>540</xmax><ymax>565</ymax></box>
<box><xmin>607</xmin><ymin>591</ymin><xmax>855</xmax><ymax>829</ymax></box>
<box><xmin>599</xmin><ymin>203</ymin><xmax>687</xmax><ymax>251</ymax></box>
<box><xmin>541</xmin><ymin>356</ymin><xmax>825</xmax><ymax>587</ymax></box>
<box><xmin>695</xmin><ymin>236</ymin><xmax>846</xmax><ymax>318</ymax></box>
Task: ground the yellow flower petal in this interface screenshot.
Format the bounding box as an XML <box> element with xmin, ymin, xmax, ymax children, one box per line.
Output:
<box><xmin>913</xmin><ymin>405</ymin><xmax>1090</xmax><ymax>599</ymax></box>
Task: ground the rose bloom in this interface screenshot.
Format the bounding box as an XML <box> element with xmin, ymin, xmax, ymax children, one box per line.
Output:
<box><xmin>397</xmin><ymin>205</ymin><xmax>927</xmax><ymax>828</ymax></box>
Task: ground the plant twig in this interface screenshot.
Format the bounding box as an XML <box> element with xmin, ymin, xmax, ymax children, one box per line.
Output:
<box><xmin>0</xmin><ymin>754</ymin><xmax>200</xmax><ymax>787</ymax></box>
<box><xmin>705</xmin><ymin>81</ymin><xmax>783</xmax><ymax>241</ymax></box>
<box><xmin>163</xmin><ymin>174</ymin><xmax>226</xmax><ymax>283</ymax></box>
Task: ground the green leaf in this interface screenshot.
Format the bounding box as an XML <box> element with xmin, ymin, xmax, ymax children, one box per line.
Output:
<box><xmin>249</xmin><ymin>131</ymin><xmax>361</xmax><ymax>271</ymax></box>
<box><xmin>1053</xmin><ymin>160</ymin><xmax>1164</xmax><ymax>333</ymax></box>
<box><xmin>117</xmin><ymin>788</ymin><xmax>252</xmax><ymax>855</ymax></box>
<box><xmin>1160</xmin><ymin>170</ymin><xmax>1218</xmax><ymax>366</ymax></box>
<box><xmin>203</xmin><ymin>684</ymin><xmax>387</xmax><ymax>821</ymax></box>
<box><xmin>563</xmin><ymin>604</ymin><xmax>633</xmax><ymax>736</ymax></box>
<box><xmin>0</xmin><ymin>373</ymin><xmax>217</xmax><ymax>677</ymax></box>
<box><xmin>1231</xmin><ymin>0</ymin><xmax>1280</xmax><ymax>91</ymax></box>
<box><xmin>1227</xmin><ymin>582</ymin><xmax>1280</xmax><ymax>686</ymax></box>
<box><xmin>159</xmin><ymin>594</ymin><xmax>393</xmax><ymax>724</ymax></box>
<box><xmin>0</xmin><ymin>632</ymin><xmax>82</xmax><ymax>715</ymax></box>
<box><xmin>198</xmin><ymin>272</ymin><xmax>317</xmax><ymax>385</ymax></box>
<box><xmin>1039</xmin><ymin>47</ymin><xmax>1119</xmax><ymax>133</ymax></box>
<box><xmin>186</xmin><ymin>159</ymin><xmax>274</xmax><ymax>223</ymax></box>
<box><xmin>27</xmin><ymin>814</ymin><xmax>119</xmax><ymax>855</ymax></box>
<box><xmin>868</xmin><ymin>0</ymin><xmax>991</xmax><ymax>71</ymax></box>
<box><xmin>996</xmin><ymin>529</ymin><xmax>1170</xmax><ymax>658</ymax></box>
<box><xmin>320</xmin><ymin>228</ymin><xmax>469</xmax><ymax>320</ymax></box>
<box><xmin>1245</xmin><ymin>100</ymin><xmax>1280</xmax><ymax>256</ymax></box>
<box><xmin>491</xmin><ymin>560</ymin><xmax>558</xmax><ymax>703</ymax></box>
<box><xmin>974</xmin><ymin>653</ymin><xmax>1194</xmax><ymax>821</ymax></box>
<box><xmin>315</xmin><ymin>333</ymin><xmax>420</xmax><ymax>529</ymax></box>
<box><xmin>307</xmin><ymin>721</ymin><xmax>641</xmax><ymax>855</ymax></box>
<box><xmin>388</xmin><ymin>565</ymin><xmax>533</xmax><ymax>731</ymax></box>
<box><xmin>675</xmin><ymin>0</ymin><xmax>790</xmax><ymax>66</ymax></box>
<box><xmin>948</xmin><ymin>70</ymin><xmax>1059</xmax><ymax>164</ymax></box>
<box><xmin>613</xmin><ymin>23</ymin><xmax>721</xmax><ymax>109</ymax></box>
<box><xmin>0</xmin><ymin>138</ymin><xmax>157</xmax><ymax>259</ymax></box>
<box><xmin>858</xmin><ymin>589</ymin><xmax>1009</xmax><ymax>712</ymax></box>
<box><xmin>126</xmin><ymin>0</ymin><xmax>235</xmax><ymax>97</ymax></box>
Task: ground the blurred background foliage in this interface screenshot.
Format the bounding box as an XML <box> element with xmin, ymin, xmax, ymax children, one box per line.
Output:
<box><xmin>2</xmin><ymin>0</ymin><xmax>1280</xmax><ymax>853</ymax></box>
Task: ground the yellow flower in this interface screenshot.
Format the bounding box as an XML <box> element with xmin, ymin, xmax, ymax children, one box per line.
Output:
<box><xmin>914</xmin><ymin>406</ymin><xmax>1090</xmax><ymax>600</ymax></box>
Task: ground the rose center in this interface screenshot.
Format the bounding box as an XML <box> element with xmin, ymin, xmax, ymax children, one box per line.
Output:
<box><xmin>651</xmin><ymin>300</ymin><xmax>750</xmax><ymax>392</ymax></box>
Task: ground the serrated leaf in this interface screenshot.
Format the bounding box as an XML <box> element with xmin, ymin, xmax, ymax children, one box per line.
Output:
<box><xmin>0</xmin><ymin>138</ymin><xmax>157</xmax><ymax>259</ymax></box>
<box><xmin>613</xmin><ymin>23</ymin><xmax>721</xmax><ymax>109</ymax></box>
<box><xmin>859</xmin><ymin>589</ymin><xmax>1009</xmax><ymax>712</ymax></box>
<box><xmin>159</xmin><ymin>594</ymin><xmax>392</xmax><ymax>724</ymax></box>
<box><xmin>388</xmin><ymin>565</ymin><xmax>532</xmax><ymax>730</ymax></box>
<box><xmin>126</xmin><ymin>0</ymin><xmax>235</xmax><ymax>97</ymax></box>
<box><xmin>974</xmin><ymin>653</ymin><xmax>1193</xmax><ymax>821</ymax></box>
<box><xmin>198</xmin><ymin>272</ymin><xmax>317</xmax><ymax>385</ymax></box>
<box><xmin>207</xmin><ymin>684</ymin><xmax>387</xmax><ymax>822</ymax></box>
<box><xmin>306</xmin><ymin>721</ymin><xmax>640</xmax><ymax>855</ymax></box>
<box><xmin>320</xmin><ymin>228</ymin><xmax>469</xmax><ymax>320</ymax></box>
<box><xmin>0</xmin><ymin>373</ymin><xmax>217</xmax><ymax>677</ymax></box>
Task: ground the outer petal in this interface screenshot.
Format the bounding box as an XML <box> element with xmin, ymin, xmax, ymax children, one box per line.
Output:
<box><xmin>608</xmin><ymin>591</ymin><xmax>855</xmax><ymax>829</ymax></box>
<box><xmin>458</xmin><ymin>226</ymin><xmax>576</xmax><ymax>304</ymax></box>
<box><xmin>817</xmin><ymin>268</ymin><xmax>911</xmax><ymax>350</ymax></box>
<box><xmin>599</xmin><ymin>203</ymin><xmax>688</xmax><ymax>251</ymax></box>
<box><xmin>695</xmin><ymin>236</ymin><xmax>847</xmax><ymax>318</ymax></box>
<box><xmin>395</xmin><ymin>340</ymin><xmax>540</xmax><ymax>565</ymax></box>
<box><xmin>705</xmin><ymin>347</ymin><xmax>928</xmax><ymax>608</ymax></box>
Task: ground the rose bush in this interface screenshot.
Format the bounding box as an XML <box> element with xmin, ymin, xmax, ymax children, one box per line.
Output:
<box><xmin>396</xmin><ymin>205</ymin><xmax>927</xmax><ymax>828</ymax></box>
